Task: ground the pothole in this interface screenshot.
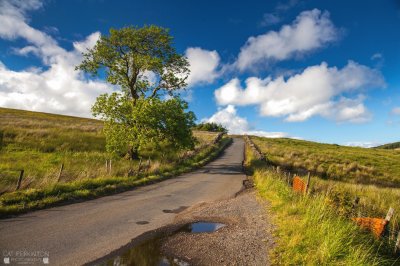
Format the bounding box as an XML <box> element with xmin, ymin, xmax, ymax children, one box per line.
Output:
<box><xmin>183</xmin><ymin>222</ymin><xmax>226</xmax><ymax>233</ymax></box>
<box><xmin>96</xmin><ymin>221</ymin><xmax>226</xmax><ymax>265</ymax></box>
<box><xmin>162</xmin><ymin>206</ymin><xmax>189</xmax><ymax>214</ymax></box>
<box><xmin>136</xmin><ymin>221</ymin><xmax>149</xmax><ymax>225</ymax></box>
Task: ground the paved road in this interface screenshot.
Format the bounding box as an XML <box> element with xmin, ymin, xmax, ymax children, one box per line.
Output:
<box><xmin>0</xmin><ymin>138</ymin><xmax>246</xmax><ymax>265</ymax></box>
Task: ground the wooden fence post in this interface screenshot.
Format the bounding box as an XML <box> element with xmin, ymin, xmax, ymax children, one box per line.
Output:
<box><xmin>395</xmin><ymin>231</ymin><xmax>400</xmax><ymax>254</ymax></box>
<box><xmin>305</xmin><ymin>172</ymin><xmax>311</xmax><ymax>195</ymax></box>
<box><xmin>385</xmin><ymin>207</ymin><xmax>394</xmax><ymax>224</ymax></box>
<box><xmin>138</xmin><ymin>158</ymin><xmax>142</xmax><ymax>173</ymax></box>
<box><xmin>385</xmin><ymin>207</ymin><xmax>394</xmax><ymax>222</ymax></box>
<box><xmin>57</xmin><ymin>163</ymin><xmax>64</xmax><ymax>182</ymax></box>
<box><xmin>351</xmin><ymin>196</ymin><xmax>360</xmax><ymax>217</ymax></box>
<box><xmin>16</xmin><ymin>170</ymin><xmax>24</xmax><ymax>190</ymax></box>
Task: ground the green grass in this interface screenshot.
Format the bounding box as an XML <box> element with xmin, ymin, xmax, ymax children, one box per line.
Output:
<box><xmin>0</xmin><ymin>137</ymin><xmax>231</xmax><ymax>218</ymax></box>
<box><xmin>375</xmin><ymin>142</ymin><xmax>400</xmax><ymax>150</ymax></box>
<box><xmin>249</xmin><ymin>136</ymin><xmax>400</xmax><ymax>229</ymax></box>
<box><xmin>0</xmin><ymin>107</ymin><xmax>220</xmax><ymax>193</ymax></box>
<box><xmin>245</xmin><ymin>144</ymin><xmax>399</xmax><ymax>265</ymax></box>
<box><xmin>251</xmin><ymin>136</ymin><xmax>400</xmax><ymax>187</ymax></box>
<box><xmin>250</xmin><ymin>136</ymin><xmax>400</xmax><ymax>251</ymax></box>
<box><xmin>0</xmin><ymin>107</ymin><xmax>231</xmax><ymax>217</ymax></box>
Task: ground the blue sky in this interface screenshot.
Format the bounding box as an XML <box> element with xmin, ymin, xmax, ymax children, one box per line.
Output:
<box><xmin>0</xmin><ymin>0</ymin><xmax>399</xmax><ymax>146</ymax></box>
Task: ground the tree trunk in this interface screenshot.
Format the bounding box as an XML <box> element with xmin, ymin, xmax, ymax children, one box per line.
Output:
<box><xmin>128</xmin><ymin>145</ymin><xmax>139</xmax><ymax>160</ymax></box>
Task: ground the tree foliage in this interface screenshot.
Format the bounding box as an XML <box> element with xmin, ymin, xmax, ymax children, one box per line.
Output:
<box><xmin>194</xmin><ymin>122</ymin><xmax>227</xmax><ymax>133</ymax></box>
<box><xmin>76</xmin><ymin>25</ymin><xmax>195</xmax><ymax>159</ymax></box>
<box><xmin>92</xmin><ymin>94</ymin><xmax>196</xmax><ymax>158</ymax></box>
<box><xmin>76</xmin><ymin>25</ymin><xmax>189</xmax><ymax>101</ymax></box>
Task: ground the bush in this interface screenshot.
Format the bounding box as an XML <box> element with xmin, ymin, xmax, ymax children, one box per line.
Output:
<box><xmin>193</xmin><ymin>122</ymin><xmax>227</xmax><ymax>133</ymax></box>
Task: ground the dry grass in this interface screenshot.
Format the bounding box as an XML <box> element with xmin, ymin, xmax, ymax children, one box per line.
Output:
<box><xmin>0</xmin><ymin>107</ymin><xmax>219</xmax><ymax>193</ymax></box>
<box><xmin>245</xmin><ymin>142</ymin><xmax>399</xmax><ymax>265</ymax></box>
<box><xmin>251</xmin><ymin>136</ymin><xmax>400</xmax><ymax>187</ymax></box>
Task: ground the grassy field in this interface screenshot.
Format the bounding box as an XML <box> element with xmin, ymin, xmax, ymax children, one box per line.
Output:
<box><xmin>249</xmin><ymin>136</ymin><xmax>400</xmax><ymax>221</ymax></box>
<box><xmin>245</xmin><ymin>142</ymin><xmax>399</xmax><ymax>265</ymax></box>
<box><xmin>376</xmin><ymin>141</ymin><xmax>400</xmax><ymax>150</ymax></box>
<box><xmin>0</xmin><ymin>107</ymin><xmax>230</xmax><ymax>217</ymax></box>
<box><xmin>251</xmin><ymin>136</ymin><xmax>400</xmax><ymax>187</ymax></box>
<box><xmin>0</xmin><ymin>107</ymin><xmax>220</xmax><ymax>193</ymax></box>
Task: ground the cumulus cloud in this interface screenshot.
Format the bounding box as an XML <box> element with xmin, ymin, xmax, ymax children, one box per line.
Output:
<box><xmin>185</xmin><ymin>47</ymin><xmax>221</xmax><ymax>87</ymax></box>
<box><xmin>0</xmin><ymin>0</ymin><xmax>109</xmax><ymax>117</ymax></box>
<box><xmin>392</xmin><ymin>107</ymin><xmax>400</xmax><ymax>115</ymax></box>
<box><xmin>215</xmin><ymin>61</ymin><xmax>385</xmax><ymax>122</ymax></box>
<box><xmin>237</xmin><ymin>9</ymin><xmax>339</xmax><ymax>71</ymax></box>
<box><xmin>202</xmin><ymin>105</ymin><xmax>288</xmax><ymax>137</ymax></box>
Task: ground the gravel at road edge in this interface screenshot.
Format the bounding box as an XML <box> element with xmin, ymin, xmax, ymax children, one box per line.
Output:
<box><xmin>161</xmin><ymin>189</ymin><xmax>275</xmax><ymax>265</ymax></box>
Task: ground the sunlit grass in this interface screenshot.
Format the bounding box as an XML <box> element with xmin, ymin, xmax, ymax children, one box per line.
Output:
<box><xmin>0</xmin><ymin>107</ymin><xmax>231</xmax><ymax>216</ymax></box>
<box><xmin>250</xmin><ymin>136</ymin><xmax>400</xmax><ymax>237</ymax></box>
<box><xmin>0</xmin><ymin>107</ymin><xmax>219</xmax><ymax>192</ymax></box>
<box><xmin>245</xmin><ymin>145</ymin><xmax>398</xmax><ymax>265</ymax></box>
<box><xmin>251</xmin><ymin>136</ymin><xmax>400</xmax><ymax>187</ymax></box>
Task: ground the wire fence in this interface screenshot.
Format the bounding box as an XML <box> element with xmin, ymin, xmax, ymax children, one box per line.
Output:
<box><xmin>244</xmin><ymin>135</ymin><xmax>400</xmax><ymax>255</ymax></box>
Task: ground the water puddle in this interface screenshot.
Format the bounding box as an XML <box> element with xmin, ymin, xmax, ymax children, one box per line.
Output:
<box><xmin>185</xmin><ymin>222</ymin><xmax>226</xmax><ymax>233</ymax></box>
<box><xmin>96</xmin><ymin>222</ymin><xmax>225</xmax><ymax>266</ymax></box>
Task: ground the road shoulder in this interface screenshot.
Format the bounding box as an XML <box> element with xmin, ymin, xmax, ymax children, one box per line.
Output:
<box><xmin>161</xmin><ymin>188</ymin><xmax>274</xmax><ymax>265</ymax></box>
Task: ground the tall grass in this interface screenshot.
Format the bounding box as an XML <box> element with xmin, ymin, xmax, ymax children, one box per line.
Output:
<box><xmin>0</xmin><ymin>108</ymin><xmax>233</xmax><ymax>217</ymax></box>
<box><xmin>250</xmin><ymin>135</ymin><xmax>400</xmax><ymax>240</ymax></box>
<box><xmin>0</xmin><ymin>137</ymin><xmax>232</xmax><ymax>217</ymax></box>
<box><xmin>251</xmin><ymin>136</ymin><xmax>400</xmax><ymax>187</ymax></box>
<box><xmin>0</xmin><ymin>108</ymin><xmax>220</xmax><ymax>193</ymax></box>
<box><xmin>245</xmin><ymin>145</ymin><xmax>399</xmax><ymax>265</ymax></box>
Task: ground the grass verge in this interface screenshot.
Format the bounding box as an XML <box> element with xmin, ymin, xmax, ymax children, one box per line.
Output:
<box><xmin>245</xmin><ymin>144</ymin><xmax>399</xmax><ymax>265</ymax></box>
<box><xmin>0</xmin><ymin>137</ymin><xmax>232</xmax><ymax>218</ymax></box>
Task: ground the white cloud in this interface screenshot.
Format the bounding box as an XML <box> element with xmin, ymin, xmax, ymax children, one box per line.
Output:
<box><xmin>215</xmin><ymin>61</ymin><xmax>385</xmax><ymax>123</ymax></box>
<box><xmin>0</xmin><ymin>0</ymin><xmax>109</xmax><ymax>117</ymax></box>
<box><xmin>236</xmin><ymin>9</ymin><xmax>339</xmax><ymax>71</ymax></box>
<box><xmin>202</xmin><ymin>105</ymin><xmax>288</xmax><ymax>138</ymax></box>
<box><xmin>392</xmin><ymin>107</ymin><xmax>400</xmax><ymax>115</ymax></box>
<box><xmin>73</xmin><ymin>32</ymin><xmax>101</xmax><ymax>54</ymax></box>
<box><xmin>371</xmin><ymin>53</ymin><xmax>383</xmax><ymax>60</ymax></box>
<box><xmin>344</xmin><ymin>142</ymin><xmax>380</xmax><ymax>148</ymax></box>
<box><xmin>185</xmin><ymin>47</ymin><xmax>221</xmax><ymax>87</ymax></box>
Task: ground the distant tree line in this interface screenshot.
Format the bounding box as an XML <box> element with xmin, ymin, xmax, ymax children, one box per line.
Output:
<box><xmin>193</xmin><ymin>122</ymin><xmax>227</xmax><ymax>134</ymax></box>
<box><xmin>375</xmin><ymin>142</ymin><xmax>400</xmax><ymax>150</ymax></box>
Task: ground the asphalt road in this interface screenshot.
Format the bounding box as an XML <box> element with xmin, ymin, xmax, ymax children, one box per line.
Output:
<box><xmin>0</xmin><ymin>138</ymin><xmax>246</xmax><ymax>265</ymax></box>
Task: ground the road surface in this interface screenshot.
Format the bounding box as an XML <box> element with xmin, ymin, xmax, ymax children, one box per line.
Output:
<box><xmin>0</xmin><ymin>138</ymin><xmax>246</xmax><ymax>265</ymax></box>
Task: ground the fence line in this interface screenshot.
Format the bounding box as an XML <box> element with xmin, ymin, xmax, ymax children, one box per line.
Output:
<box><xmin>245</xmin><ymin>135</ymin><xmax>399</xmax><ymax>254</ymax></box>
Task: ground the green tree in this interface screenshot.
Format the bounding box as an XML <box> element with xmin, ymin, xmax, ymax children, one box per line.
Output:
<box><xmin>92</xmin><ymin>94</ymin><xmax>196</xmax><ymax>159</ymax></box>
<box><xmin>76</xmin><ymin>25</ymin><xmax>195</xmax><ymax>159</ymax></box>
<box><xmin>194</xmin><ymin>122</ymin><xmax>227</xmax><ymax>134</ymax></box>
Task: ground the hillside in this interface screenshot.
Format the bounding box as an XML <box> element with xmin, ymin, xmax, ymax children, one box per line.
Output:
<box><xmin>245</xmin><ymin>140</ymin><xmax>399</xmax><ymax>265</ymax></box>
<box><xmin>249</xmin><ymin>135</ymin><xmax>400</xmax><ymax>226</ymax></box>
<box><xmin>375</xmin><ymin>141</ymin><xmax>400</xmax><ymax>150</ymax></box>
<box><xmin>250</xmin><ymin>136</ymin><xmax>400</xmax><ymax>187</ymax></box>
<box><xmin>0</xmin><ymin>107</ymin><xmax>221</xmax><ymax>194</ymax></box>
<box><xmin>0</xmin><ymin>107</ymin><xmax>104</xmax><ymax>153</ymax></box>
